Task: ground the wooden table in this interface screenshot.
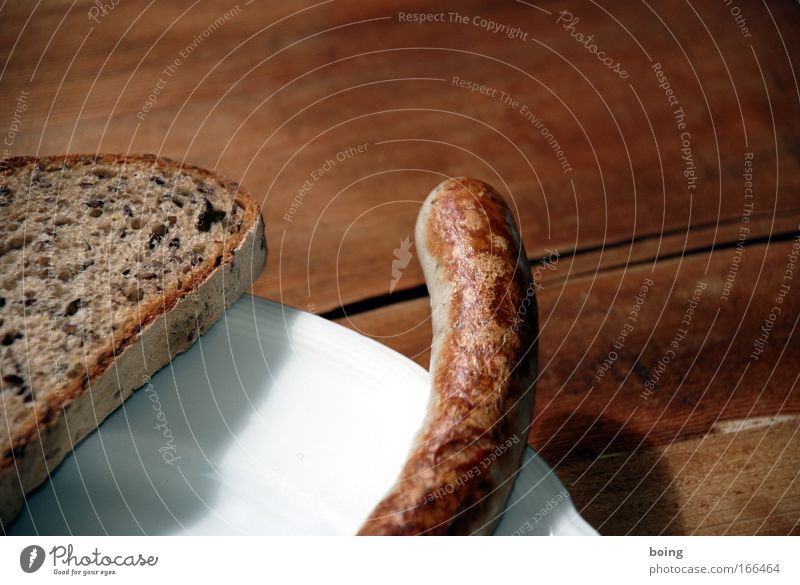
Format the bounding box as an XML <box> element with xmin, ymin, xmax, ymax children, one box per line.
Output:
<box><xmin>2</xmin><ymin>0</ymin><xmax>798</xmax><ymax>535</ymax></box>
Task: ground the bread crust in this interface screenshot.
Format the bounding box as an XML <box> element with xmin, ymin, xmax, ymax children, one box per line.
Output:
<box><xmin>358</xmin><ymin>178</ymin><xmax>538</xmax><ymax>535</ymax></box>
<box><xmin>0</xmin><ymin>154</ymin><xmax>266</xmax><ymax>530</ymax></box>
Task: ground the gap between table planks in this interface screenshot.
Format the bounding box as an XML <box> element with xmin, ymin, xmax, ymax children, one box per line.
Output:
<box><xmin>2</xmin><ymin>0</ymin><xmax>799</xmax><ymax>535</ymax></box>
<box><xmin>335</xmin><ymin>237</ymin><xmax>800</xmax><ymax>535</ymax></box>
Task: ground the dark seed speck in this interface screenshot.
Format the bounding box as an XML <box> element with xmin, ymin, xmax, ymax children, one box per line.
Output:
<box><xmin>197</xmin><ymin>198</ymin><xmax>226</xmax><ymax>232</ymax></box>
<box><xmin>2</xmin><ymin>332</ymin><xmax>22</xmax><ymax>345</ymax></box>
<box><xmin>0</xmin><ymin>186</ymin><xmax>12</xmax><ymax>206</ymax></box>
<box><xmin>65</xmin><ymin>298</ymin><xmax>82</xmax><ymax>315</ymax></box>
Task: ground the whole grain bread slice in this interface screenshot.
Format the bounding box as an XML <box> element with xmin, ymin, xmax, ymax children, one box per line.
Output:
<box><xmin>0</xmin><ymin>154</ymin><xmax>266</xmax><ymax>530</ymax></box>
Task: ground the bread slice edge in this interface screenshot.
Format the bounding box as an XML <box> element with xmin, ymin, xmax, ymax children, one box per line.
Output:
<box><xmin>0</xmin><ymin>154</ymin><xmax>267</xmax><ymax>531</ymax></box>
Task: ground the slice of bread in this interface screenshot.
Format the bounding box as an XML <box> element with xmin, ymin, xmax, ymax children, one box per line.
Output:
<box><xmin>0</xmin><ymin>154</ymin><xmax>266</xmax><ymax>529</ymax></box>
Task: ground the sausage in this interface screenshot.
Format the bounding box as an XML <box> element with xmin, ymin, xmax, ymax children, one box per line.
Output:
<box><xmin>358</xmin><ymin>178</ymin><xmax>538</xmax><ymax>535</ymax></box>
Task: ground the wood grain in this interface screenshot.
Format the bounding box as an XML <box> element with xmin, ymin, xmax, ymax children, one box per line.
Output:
<box><xmin>562</xmin><ymin>416</ymin><xmax>800</xmax><ymax>535</ymax></box>
<box><xmin>2</xmin><ymin>0</ymin><xmax>799</xmax><ymax>535</ymax></box>
<box><xmin>337</xmin><ymin>239</ymin><xmax>800</xmax><ymax>534</ymax></box>
<box><xmin>2</xmin><ymin>0</ymin><xmax>800</xmax><ymax>311</ymax></box>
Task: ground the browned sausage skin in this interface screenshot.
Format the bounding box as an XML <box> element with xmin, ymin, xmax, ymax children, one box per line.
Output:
<box><xmin>358</xmin><ymin>178</ymin><xmax>538</xmax><ymax>535</ymax></box>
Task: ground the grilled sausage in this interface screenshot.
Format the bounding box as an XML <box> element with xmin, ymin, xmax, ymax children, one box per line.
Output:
<box><xmin>358</xmin><ymin>178</ymin><xmax>538</xmax><ymax>535</ymax></box>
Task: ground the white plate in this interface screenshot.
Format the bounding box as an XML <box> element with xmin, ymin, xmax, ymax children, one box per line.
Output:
<box><xmin>9</xmin><ymin>296</ymin><xmax>596</xmax><ymax>536</ymax></box>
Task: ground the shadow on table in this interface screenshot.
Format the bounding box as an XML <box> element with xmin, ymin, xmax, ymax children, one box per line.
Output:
<box><xmin>545</xmin><ymin>413</ymin><xmax>685</xmax><ymax>536</ymax></box>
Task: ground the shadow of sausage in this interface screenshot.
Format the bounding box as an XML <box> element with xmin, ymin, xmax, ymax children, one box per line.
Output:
<box><xmin>537</xmin><ymin>413</ymin><xmax>685</xmax><ymax>535</ymax></box>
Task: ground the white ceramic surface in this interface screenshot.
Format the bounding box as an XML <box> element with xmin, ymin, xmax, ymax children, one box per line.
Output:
<box><xmin>9</xmin><ymin>295</ymin><xmax>596</xmax><ymax>536</ymax></box>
